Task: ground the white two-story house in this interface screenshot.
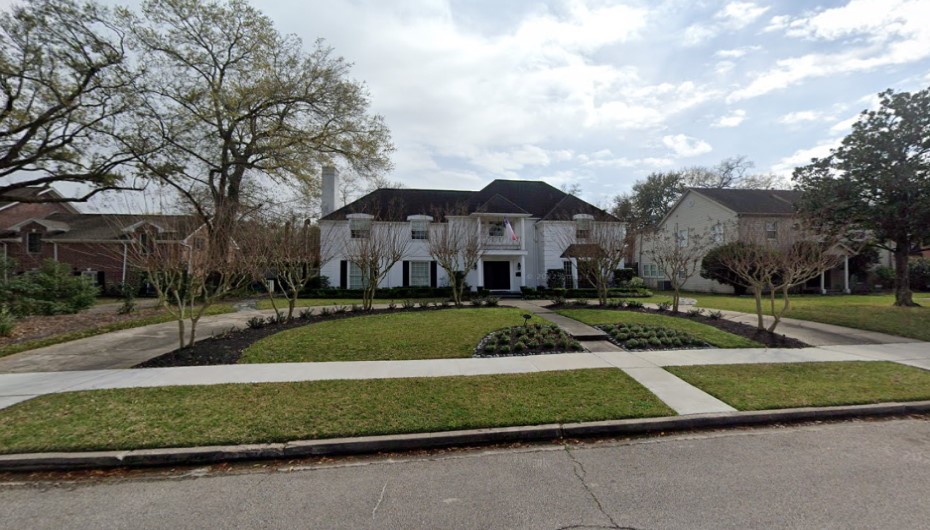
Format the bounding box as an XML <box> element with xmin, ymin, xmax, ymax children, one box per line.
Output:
<box><xmin>318</xmin><ymin>175</ymin><xmax>621</xmax><ymax>293</ymax></box>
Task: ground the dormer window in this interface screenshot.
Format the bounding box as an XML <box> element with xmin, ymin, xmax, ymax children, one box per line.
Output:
<box><xmin>26</xmin><ymin>232</ymin><xmax>42</xmax><ymax>254</ymax></box>
<box><xmin>573</xmin><ymin>214</ymin><xmax>593</xmax><ymax>240</ymax></box>
<box><xmin>348</xmin><ymin>214</ymin><xmax>373</xmax><ymax>239</ymax></box>
<box><xmin>408</xmin><ymin>215</ymin><xmax>432</xmax><ymax>240</ymax></box>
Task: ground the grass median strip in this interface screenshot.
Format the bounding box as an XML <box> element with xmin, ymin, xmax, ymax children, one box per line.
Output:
<box><xmin>0</xmin><ymin>369</ymin><xmax>673</xmax><ymax>454</ymax></box>
<box><xmin>241</xmin><ymin>307</ymin><xmax>550</xmax><ymax>362</ymax></box>
<box><xmin>667</xmin><ymin>361</ymin><xmax>930</xmax><ymax>410</ymax></box>
<box><xmin>556</xmin><ymin>309</ymin><xmax>761</xmax><ymax>348</ymax></box>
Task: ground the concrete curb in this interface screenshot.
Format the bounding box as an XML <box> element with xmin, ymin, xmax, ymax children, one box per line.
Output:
<box><xmin>3</xmin><ymin>401</ymin><xmax>930</xmax><ymax>472</ymax></box>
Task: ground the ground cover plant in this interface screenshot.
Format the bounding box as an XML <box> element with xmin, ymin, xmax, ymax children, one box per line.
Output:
<box><xmin>0</xmin><ymin>369</ymin><xmax>674</xmax><ymax>454</ymax></box>
<box><xmin>667</xmin><ymin>361</ymin><xmax>930</xmax><ymax>410</ymax></box>
<box><xmin>556</xmin><ymin>308</ymin><xmax>769</xmax><ymax>349</ymax></box>
<box><xmin>596</xmin><ymin>323</ymin><xmax>709</xmax><ymax>351</ymax></box>
<box><xmin>476</xmin><ymin>323</ymin><xmax>582</xmax><ymax>357</ymax></box>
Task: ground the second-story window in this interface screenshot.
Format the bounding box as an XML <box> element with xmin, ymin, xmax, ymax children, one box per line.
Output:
<box><xmin>488</xmin><ymin>221</ymin><xmax>504</xmax><ymax>237</ymax></box>
<box><xmin>411</xmin><ymin>220</ymin><xmax>429</xmax><ymax>240</ymax></box>
<box><xmin>576</xmin><ymin>218</ymin><xmax>591</xmax><ymax>240</ymax></box>
<box><xmin>677</xmin><ymin>229</ymin><xmax>689</xmax><ymax>248</ymax></box>
<box><xmin>350</xmin><ymin>218</ymin><xmax>371</xmax><ymax>239</ymax></box>
<box><xmin>765</xmin><ymin>222</ymin><xmax>777</xmax><ymax>240</ymax></box>
<box><xmin>712</xmin><ymin>223</ymin><xmax>724</xmax><ymax>244</ymax></box>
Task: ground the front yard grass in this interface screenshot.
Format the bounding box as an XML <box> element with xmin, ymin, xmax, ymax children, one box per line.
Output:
<box><xmin>556</xmin><ymin>309</ymin><xmax>762</xmax><ymax>348</ymax></box>
<box><xmin>241</xmin><ymin>307</ymin><xmax>551</xmax><ymax>363</ymax></box>
<box><xmin>667</xmin><ymin>361</ymin><xmax>930</xmax><ymax>410</ymax></box>
<box><xmin>0</xmin><ymin>369</ymin><xmax>673</xmax><ymax>454</ymax></box>
<box><xmin>684</xmin><ymin>292</ymin><xmax>930</xmax><ymax>341</ymax></box>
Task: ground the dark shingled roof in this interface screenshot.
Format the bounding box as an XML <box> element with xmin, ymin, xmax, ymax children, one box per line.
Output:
<box><xmin>690</xmin><ymin>188</ymin><xmax>801</xmax><ymax>215</ymax></box>
<box><xmin>3</xmin><ymin>212</ymin><xmax>200</xmax><ymax>241</ymax></box>
<box><xmin>322</xmin><ymin>180</ymin><xmax>617</xmax><ymax>222</ymax></box>
<box><xmin>0</xmin><ymin>186</ymin><xmax>52</xmax><ymax>208</ymax></box>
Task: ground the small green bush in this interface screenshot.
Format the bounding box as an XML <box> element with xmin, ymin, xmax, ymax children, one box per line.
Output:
<box><xmin>0</xmin><ymin>305</ymin><xmax>14</xmax><ymax>337</ymax></box>
<box><xmin>3</xmin><ymin>260</ymin><xmax>98</xmax><ymax>316</ymax></box>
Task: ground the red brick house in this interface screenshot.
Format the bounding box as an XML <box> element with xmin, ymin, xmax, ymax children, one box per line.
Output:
<box><xmin>0</xmin><ymin>187</ymin><xmax>201</xmax><ymax>292</ymax></box>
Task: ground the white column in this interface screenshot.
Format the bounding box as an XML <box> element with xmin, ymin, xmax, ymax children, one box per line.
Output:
<box><xmin>844</xmin><ymin>255</ymin><xmax>851</xmax><ymax>294</ymax></box>
<box><xmin>520</xmin><ymin>218</ymin><xmax>525</xmax><ymax>250</ymax></box>
<box><xmin>571</xmin><ymin>258</ymin><xmax>578</xmax><ymax>289</ymax></box>
<box><xmin>519</xmin><ymin>255</ymin><xmax>526</xmax><ymax>288</ymax></box>
<box><xmin>820</xmin><ymin>271</ymin><xmax>826</xmax><ymax>295</ymax></box>
<box><xmin>121</xmin><ymin>243</ymin><xmax>128</xmax><ymax>283</ymax></box>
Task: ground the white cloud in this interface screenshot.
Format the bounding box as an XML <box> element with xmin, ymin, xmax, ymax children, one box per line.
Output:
<box><xmin>714</xmin><ymin>61</ymin><xmax>735</xmax><ymax>75</ymax></box>
<box><xmin>662</xmin><ymin>134</ymin><xmax>713</xmax><ymax>157</ymax></box>
<box><xmin>732</xmin><ymin>0</ymin><xmax>930</xmax><ymax>101</ymax></box>
<box><xmin>715</xmin><ymin>46</ymin><xmax>760</xmax><ymax>58</ymax></box>
<box><xmin>682</xmin><ymin>24</ymin><xmax>717</xmax><ymax>46</ymax></box>
<box><xmin>829</xmin><ymin>115</ymin><xmax>859</xmax><ymax>134</ymax></box>
<box><xmin>715</xmin><ymin>2</ymin><xmax>770</xmax><ymax>29</ymax></box>
<box><xmin>771</xmin><ymin>138</ymin><xmax>841</xmax><ymax>176</ymax></box>
<box><xmin>779</xmin><ymin>110</ymin><xmax>825</xmax><ymax>124</ymax></box>
<box><xmin>583</xmin><ymin>157</ymin><xmax>675</xmax><ymax>169</ymax></box>
<box><xmin>712</xmin><ymin>109</ymin><xmax>746</xmax><ymax>127</ymax></box>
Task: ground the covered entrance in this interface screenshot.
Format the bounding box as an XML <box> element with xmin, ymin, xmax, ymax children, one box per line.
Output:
<box><xmin>483</xmin><ymin>261</ymin><xmax>511</xmax><ymax>290</ymax></box>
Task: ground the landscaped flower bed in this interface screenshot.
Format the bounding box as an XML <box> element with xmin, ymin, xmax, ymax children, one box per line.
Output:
<box><xmin>475</xmin><ymin>323</ymin><xmax>583</xmax><ymax>357</ymax></box>
<box><xmin>596</xmin><ymin>323</ymin><xmax>710</xmax><ymax>351</ymax></box>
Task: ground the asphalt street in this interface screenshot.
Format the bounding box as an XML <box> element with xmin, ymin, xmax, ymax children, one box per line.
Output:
<box><xmin>2</xmin><ymin>418</ymin><xmax>929</xmax><ymax>529</ymax></box>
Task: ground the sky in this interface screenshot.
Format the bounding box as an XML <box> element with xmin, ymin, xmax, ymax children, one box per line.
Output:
<box><xmin>6</xmin><ymin>0</ymin><xmax>930</xmax><ymax>211</ymax></box>
<box><xmin>263</xmin><ymin>0</ymin><xmax>930</xmax><ymax>208</ymax></box>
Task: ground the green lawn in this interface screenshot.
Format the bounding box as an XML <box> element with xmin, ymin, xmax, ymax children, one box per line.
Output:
<box><xmin>0</xmin><ymin>303</ymin><xmax>237</xmax><ymax>359</ymax></box>
<box><xmin>667</xmin><ymin>361</ymin><xmax>930</xmax><ymax>410</ymax></box>
<box><xmin>678</xmin><ymin>292</ymin><xmax>930</xmax><ymax>341</ymax></box>
<box><xmin>0</xmin><ymin>369</ymin><xmax>673</xmax><ymax>454</ymax></box>
<box><xmin>241</xmin><ymin>307</ymin><xmax>550</xmax><ymax>363</ymax></box>
<box><xmin>556</xmin><ymin>309</ymin><xmax>762</xmax><ymax>348</ymax></box>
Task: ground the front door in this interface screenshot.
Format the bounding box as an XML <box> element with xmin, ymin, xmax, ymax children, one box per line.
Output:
<box><xmin>483</xmin><ymin>261</ymin><xmax>511</xmax><ymax>290</ymax></box>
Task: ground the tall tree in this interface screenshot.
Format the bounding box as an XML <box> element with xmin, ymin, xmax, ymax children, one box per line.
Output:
<box><xmin>120</xmin><ymin>0</ymin><xmax>393</xmax><ymax>260</ymax></box>
<box><xmin>428</xmin><ymin>212</ymin><xmax>486</xmax><ymax>307</ymax></box>
<box><xmin>794</xmin><ymin>86</ymin><xmax>930</xmax><ymax>307</ymax></box>
<box><xmin>0</xmin><ymin>0</ymin><xmax>139</xmax><ymax>203</ymax></box>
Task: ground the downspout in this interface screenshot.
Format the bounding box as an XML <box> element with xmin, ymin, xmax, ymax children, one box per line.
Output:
<box><xmin>53</xmin><ymin>242</ymin><xmax>58</xmax><ymax>261</ymax></box>
<box><xmin>121</xmin><ymin>243</ymin><xmax>128</xmax><ymax>284</ymax></box>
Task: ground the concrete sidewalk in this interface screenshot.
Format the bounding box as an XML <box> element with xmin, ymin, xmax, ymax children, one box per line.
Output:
<box><xmin>3</xmin><ymin>342</ymin><xmax>929</xmax><ymax>415</ymax></box>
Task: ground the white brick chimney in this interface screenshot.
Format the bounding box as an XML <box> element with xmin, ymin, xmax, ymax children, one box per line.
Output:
<box><xmin>321</xmin><ymin>166</ymin><xmax>337</xmax><ymax>216</ymax></box>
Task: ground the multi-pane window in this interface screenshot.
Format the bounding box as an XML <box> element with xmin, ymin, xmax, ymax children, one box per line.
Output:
<box><xmin>80</xmin><ymin>270</ymin><xmax>99</xmax><ymax>286</ymax></box>
<box><xmin>139</xmin><ymin>232</ymin><xmax>154</xmax><ymax>255</ymax></box>
<box><xmin>677</xmin><ymin>229</ymin><xmax>689</xmax><ymax>248</ymax></box>
<box><xmin>575</xmin><ymin>218</ymin><xmax>591</xmax><ymax>240</ymax></box>
<box><xmin>765</xmin><ymin>222</ymin><xmax>777</xmax><ymax>240</ymax></box>
<box><xmin>26</xmin><ymin>232</ymin><xmax>42</xmax><ymax>254</ymax></box>
<box><xmin>411</xmin><ymin>220</ymin><xmax>429</xmax><ymax>240</ymax></box>
<box><xmin>410</xmin><ymin>261</ymin><xmax>430</xmax><ymax>287</ymax></box>
<box><xmin>350</xmin><ymin>218</ymin><xmax>371</xmax><ymax>239</ymax></box>
<box><xmin>642</xmin><ymin>263</ymin><xmax>660</xmax><ymax>278</ymax></box>
<box><xmin>488</xmin><ymin>221</ymin><xmax>504</xmax><ymax>237</ymax></box>
<box><xmin>348</xmin><ymin>262</ymin><xmax>366</xmax><ymax>289</ymax></box>
<box><xmin>712</xmin><ymin>223</ymin><xmax>724</xmax><ymax>244</ymax></box>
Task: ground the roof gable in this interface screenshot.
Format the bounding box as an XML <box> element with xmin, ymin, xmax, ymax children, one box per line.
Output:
<box><xmin>690</xmin><ymin>188</ymin><xmax>800</xmax><ymax>215</ymax></box>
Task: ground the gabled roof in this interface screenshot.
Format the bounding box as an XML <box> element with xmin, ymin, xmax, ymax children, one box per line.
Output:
<box><xmin>0</xmin><ymin>212</ymin><xmax>200</xmax><ymax>241</ymax></box>
<box><xmin>474</xmin><ymin>194</ymin><xmax>528</xmax><ymax>215</ymax></box>
<box><xmin>321</xmin><ymin>179</ymin><xmax>618</xmax><ymax>222</ymax></box>
<box><xmin>690</xmin><ymin>188</ymin><xmax>801</xmax><ymax>215</ymax></box>
<box><xmin>0</xmin><ymin>186</ymin><xmax>79</xmax><ymax>212</ymax></box>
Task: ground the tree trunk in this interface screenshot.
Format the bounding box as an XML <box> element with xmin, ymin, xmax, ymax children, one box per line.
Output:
<box><xmin>672</xmin><ymin>284</ymin><xmax>681</xmax><ymax>313</ymax></box>
<box><xmin>752</xmin><ymin>286</ymin><xmax>764</xmax><ymax>330</ymax></box>
<box><xmin>176</xmin><ymin>318</ymin><xmax>185</xmax><ymax>351</ymax></box>
<box><xmin>287</xmin><ymin>291</ymin><xmax>297</xmax><ymax>320</ymax></box>
<box><xmin>893</xmin><ymin>244</ymin><xmax>918</xmax><ymax>307</ymax></box>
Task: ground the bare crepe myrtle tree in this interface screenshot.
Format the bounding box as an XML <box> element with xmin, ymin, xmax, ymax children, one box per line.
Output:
<box><xmin>427</xmin><ymin>210</ymin><xmax>486</xmax><ymax>306</ymax></box>
<box><xmin>338</xmin><ymin>216</ymin><xmax>411</xmax><ymax>310</ymax></box>
<box><xmin>556</xmin><ymin>221</ymin><xmax>628</xmax><ymax>306</ymax></box>
<box><xmin>126</xmin><ymin>222</ymin><xmax>250</xmax><ymax>349</ymax></box>
<box><xmin>643</xmin><ymin>225</ymin><xmax>714</xmax><ymax>312</ymax></box>
<box><xmin>245</xmin><ymin>216</ymin><xmax>335</xmax><ymax>320</ymax></box>
<box><xmin>715</xmin><ymin>219</ymin><xmax>847</xmax><ymax>332</ymax></box>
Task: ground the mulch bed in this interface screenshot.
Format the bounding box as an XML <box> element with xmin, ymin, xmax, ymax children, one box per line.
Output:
<box><xmin>547</xmin><ymin>304</ymin><xmax>809</xmax><ymax>349</ymax></box>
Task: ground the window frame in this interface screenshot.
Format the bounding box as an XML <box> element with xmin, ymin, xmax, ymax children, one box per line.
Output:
<box><xmin>410</xmin><ymin>220</ymin><xmax>429</xmax><ymax>240</ymax></box>
<box><xmin>765</xmin><ymin>222</ymin><xmax>777</xmax><ymax>240</ymax></box>
<box><xmin>348</xmin><ymin>262</ymin><xmax>366</xmax><ymax>289</ymax></box>
<box><xmin>350</xmin><ymin>218</ymin><xmax>372</xmax><ymax>239</ymax></box>
<box><xmin>488</xmin><ymin>221</ymin><xmax>504</xmax><ymax>238</ymax></box>
<box><xmin>409</xmin><ymin>261</ymin><xmax>430</xmax><ymax>287</ymax></box>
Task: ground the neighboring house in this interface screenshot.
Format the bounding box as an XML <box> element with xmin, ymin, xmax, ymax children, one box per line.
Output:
<box><xmin>0</xmin><ymin>188</ymin><xmax>202</xmax><ymax>291</ymax></box>
<box><xmin>319</xmin><ymin>176</ymin><xmax>621</xmax><ymax>293</ymax></box>
<box><xmin>637</xmin><ymin>187</ymin><xmax>859</xmax><ymax>294</ymax></box>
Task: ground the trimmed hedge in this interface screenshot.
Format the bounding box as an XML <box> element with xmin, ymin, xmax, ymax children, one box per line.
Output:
<box><xmin>301</xmin><ymin>287</ymin><xmax>454</xmax><ymax>299</ymax></box>
<box><xmin>537</xmin><ymin>287</ymin><xmax>652</xmax><ymax>298</ymax></box>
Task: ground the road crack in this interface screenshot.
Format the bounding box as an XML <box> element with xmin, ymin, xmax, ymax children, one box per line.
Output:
<box><xmin>371</xmin><ymin>480</ymin><xmax>388</xmax><ymax>519</ymax></box>
<box><xmin>562</xmin><ymin>445</ymin><xmax>638</xmax><ymax>530</ymax></box>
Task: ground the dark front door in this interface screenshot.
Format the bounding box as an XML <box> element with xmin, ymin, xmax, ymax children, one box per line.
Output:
<box><xmin>483</xmin><ymin>261</ymin><xmax>511</xmax><ymax>290</ymax></box>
